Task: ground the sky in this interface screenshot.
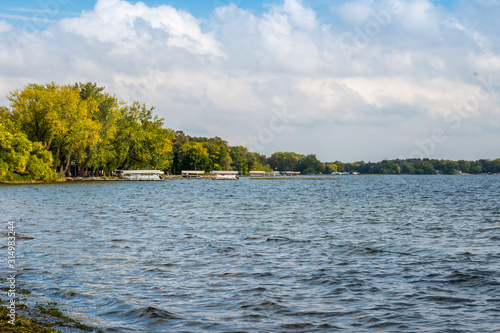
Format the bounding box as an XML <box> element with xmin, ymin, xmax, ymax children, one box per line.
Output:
<box><xmin>0</xmin><ymin>0</ymin><xmax>499</xmax><ymax>162</ymax></box>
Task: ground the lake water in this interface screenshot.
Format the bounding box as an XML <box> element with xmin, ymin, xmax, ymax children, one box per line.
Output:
<box><xmin>1</xmin><ymin>175</ymin><xmax>500</xmax><ymax>332</ymax></box>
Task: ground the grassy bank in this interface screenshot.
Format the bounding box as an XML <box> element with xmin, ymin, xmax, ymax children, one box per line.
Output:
<box><xmin>0</xmin><ymin>301</ymin><xmax>101</xmax><ymax>333</ymax></box>
<box><xmin>0</xmin><ymin>171</ymin><xmax>65</xmax><ymax>184</ymax></box>
<box><xmin>0</xmin><ymin>304</ymin><xmax>60</xmax><ymax>333</ymax></box>
<box><xmin>250</xmin><ymin>176</ymin><xmax>340</xmax><ymax>180</ymax></box>
<box><xmin>1</xmin><ymin>176</ymin><xmax>125</xmax><ymax>184</ymax></box>
<box><xmin>1</xmin><ymin>283</ymin><xmax>101</xmax><ymax>333</ymax></box>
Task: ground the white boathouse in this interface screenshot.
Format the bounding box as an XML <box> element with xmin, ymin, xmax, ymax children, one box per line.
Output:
<box><xmin>210</xmin><ymin>171</ymin><xmax>239</xmax><ymax>180</ymax></box>
<box><xmin>118</xmin><ymin>170</ymin><xmax>164</xmax><ymax>180</ymax></box>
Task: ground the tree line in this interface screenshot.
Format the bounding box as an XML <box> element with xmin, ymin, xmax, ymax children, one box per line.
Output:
<box><xmin>1</xmin><ymin>82</ymin><xmax>499</xmax><ymax>182</ymax></box>
<box><xmin>334</xmin><ymin>158</ymin><xmax>500</xmax><ymax>175</ymax></box>
<box><xmin>1</xmin><ymin>82</ymin><xmax>174</xmax><ymax>181</ymax></box>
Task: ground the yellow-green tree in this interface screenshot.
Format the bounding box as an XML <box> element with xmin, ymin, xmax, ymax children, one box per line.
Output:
<box><xmin>177</xmin><ymin>142</ymin><xmax>210</xmax><ymax>171</ymax></box>
<box><xmin>248</xmin><ymin>153</ymin><xmax>273</xmax><ymax>173</ymax></box>
<box><xmin>74</xmin><ymin>82</ymin><xmax>122</xmax><ymax>175</ymax></box>
<box><xmin>115</xmin><ymin>102</ymin><xmax>174</xmax><ymax>171</ymax></box>
<box><xmin>207</xmin><ymin>137</ymin><xmax>232</xmax><ymax>170</ymax></box>
<box><xmin>0</xmin><ymin>123</ymin><xmax>56</xmax><ymax>181</ymax></box>
<box><xmin>0</xmin><ymin>106</ymin><xmax>17</xmax><ymax>133</ymax></box>
<box><xmin>267</xmin><ymin>151</ymin><xmax>305</xmax><ymax>171</ymax></box>
<box><xmin>229</xmin><ymin>146</ymin><xmax>250</xmax><ymax>173</ymax></box>
<box><xmin>9</xmin><ymin>83</ymin><xmax>101</xmax><ymax>175</ymax></box>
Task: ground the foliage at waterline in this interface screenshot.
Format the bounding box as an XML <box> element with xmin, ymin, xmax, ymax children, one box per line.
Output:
<box><xmin>1</xmin><ymin>82</ymin><xmax>499</xmax><ymax>181</ymax></box>
<box><xmin>1</xmin><ymin>82</ymin><xmax>174</xmax><ymax>181</ymax></box>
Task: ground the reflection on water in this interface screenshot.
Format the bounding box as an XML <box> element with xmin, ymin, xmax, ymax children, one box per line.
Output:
<box><xmin>1</xmin><ymin>175</ymin><xmax>500</xmax><ymax>332</ymax></box>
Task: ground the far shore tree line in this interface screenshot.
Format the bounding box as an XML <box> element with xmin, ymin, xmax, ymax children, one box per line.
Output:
<box><xmin>1</xmin><ymin>82</ymin><xmax>499</xmax><ymax>182</ymax></box>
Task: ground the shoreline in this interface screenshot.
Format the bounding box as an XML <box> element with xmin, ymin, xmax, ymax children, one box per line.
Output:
<box><xmin>0</xmin><ymin>304</ymin><xmax>61</xmax><ymax>333</ymax></box>
<box><xmin>0</xmin><ymin>176</ymin><xmax>180</xmax><ymax>184</ymax></box>
<box><xmin>0</xmin><ymin>284</ymin><xmax>101</xmax><ymax>333</ymax></box>
<box><xmin>0</xmin><ymin>303</ymin><xmax>101</xmax><ymax>333</ymax></box>
<box><xmin>1</xmin><ymin>173</ymin><xmax>499</xmax><ymax>185</ymax></box>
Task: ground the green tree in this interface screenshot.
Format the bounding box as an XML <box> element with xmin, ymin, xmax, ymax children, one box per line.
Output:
<box><xmin>422</xmin><ymin>161</ymin><xmax>436</xmax><ymax>174</ymax></box>
<box><xmin>441</xmin><ymin>160</ymin><xmax>459</xmax><ymax>175</ymax></box>
<box><xmin>333</xmin><ymin>161</ymin><xmax>344</xmax><ymax>172</ymax></box>
<box><xmin>0</xmin><ymin>106</ymin><xmax>17</xmax><ymax>133</ymax></box>
<box><xmin>9</xmin><ymin>83</ymin><xmax>101</xmax><ymax>175</ymax></box>
<box><xmin>267</xmin><ymin>151</ymin><xmax>305</xmax><ymax>171</ymax></box>
<box><xmin>491</xmin><ymin>159</ymin><xmax>500</xmax><ymax>173</ymax></box>
<box><xmin>171</xmin><ymin>131</ymin><xmax>189</xmax><ymax>174</ymax></box>
<box><xmin>26</xmin><ymin>142</ymin><xmax>57</xmax><ymax>181</ymax></box>
<box><xmin>470</xmin><ymin>162</ymin><xmax>482</xmax><ymax>174</ymax></box>
<box><xmin>115</xmin><ymin>102</ymin><xmax>174</xmax><ymax>171</ymax></box>
<box><xmin>178</xmin><ymin>142</ymin><xmax>210</xmax><ymax>171</ymax></box>
<box><xmin>207</xmin><ymin>137</ymin><xmax>232</xmax><ymax>170</ymax></box>
<box><xmin>243</xmin><ymin>151</ymin><xmax>271</xmax><ymax>173</ymax></box>
<box><xmin>400</xmin><ymin>161</ymin><xmax>415</xmax><ymax>174</ymax></box>
<box><xmin>0</xmin><ymin>123</ymin><xmax>56</xmax><ymax>181</ymax></box>
<box><xmin>324</xmin><ymin>162</ymin><xmax>335</xmax><ymax>174</ymax></box>
<box><xmin>74</xmin><ymin>82</ymin><xmax>122</xmax><ymax>175</ymax></box>
<box><xmin>297</xmin><ymin>154</ymin><xmax>323</xmax><ymax>174</ymax></box>
<box><xmin>230</xmin><ymin>146</ymin><xmax>249</xmax><ymax>173</ymax></box>
<box><xmin>457</xmin><ymin>160</ymin><xmax>471</xmax><ymax>173</ymax></box>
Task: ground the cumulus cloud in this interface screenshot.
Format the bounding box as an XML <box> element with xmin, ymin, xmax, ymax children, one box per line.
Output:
<box><xmin>0</xmin><ymin>0</ymin><xmax>499</xmax><ymax>161</ymax></box>
<box><xmin>60</xmin><ymin>0</ymin><xmax>223</xmax><ymax>56</ymax></box>
<box><xmin>0</xmin><ymin>19</ymin><xmax>12</xmax><ymax>33</ymax></box>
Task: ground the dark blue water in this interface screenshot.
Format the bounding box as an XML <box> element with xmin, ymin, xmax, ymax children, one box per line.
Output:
<box><xmin>1</xmin><ymin>175</ymin><xmax>500</xmax><ymax>332</ymax></box>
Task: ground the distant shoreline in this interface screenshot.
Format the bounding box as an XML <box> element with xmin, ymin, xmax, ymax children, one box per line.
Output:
<box><xmin>1</xmin><ymin>173</ymin><xmax>499</xmax><ymax>185</ymax></box>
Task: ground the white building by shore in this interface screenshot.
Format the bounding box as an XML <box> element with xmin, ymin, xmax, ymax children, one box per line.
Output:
<box><xmin>117</xmin><ymin>170</ymin><xmax>164</xmax><ymax>180</ymax></box>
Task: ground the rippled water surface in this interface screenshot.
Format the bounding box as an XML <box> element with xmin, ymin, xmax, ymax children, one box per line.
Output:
<box><xmin>1</xmin><ymin>175</ymin><xmax>500</xmax><ymax>332</ymax></box>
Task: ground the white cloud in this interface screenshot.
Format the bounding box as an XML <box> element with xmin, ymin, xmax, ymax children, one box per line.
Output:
<box><xmin>338</xmin><ymin>1</ymin><xmax>374</xmax><ymax>25</ymax></box>
<box><xmin>280</xmin><ymin>0</ymin><xmax>318</xmax><ymax>31</ymax></box>
<box><xmin>0</xmin><ymin>0</ymin><xmax>499</xmax><ymax>161</ymax></box>
<box><xmin>0</xmin><ymin>19</ymin><xmax>12</xmax><ymax>33</ymax></box>
<box><xmin>60</xmin><ymin>0</ymin><xmax>223</xmax><ymax>57</ymax></box>
<box><xmin>0</xmin><ymin>13</ymin><xmax>56</xmax><ymax>23</ymax></box>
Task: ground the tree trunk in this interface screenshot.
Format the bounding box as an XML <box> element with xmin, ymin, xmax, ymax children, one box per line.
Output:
<box><xmin>45</xmin><ymin>136</ymin><xmax>53</xmax><ymax>151</ymax></box>
<box><xmin>119</xmin><ymin>157</ymin><xmax>128</xmax><ymax>170</ymax></box>
<box><xmin>61</xmin><ymin>155</ymin><xmax>72</xmax><ymax>177</ymax></box>
<box><xmin>53</xmin><ymin>146</ymin><xmax>61</xmax><ymax>171</ymax></box>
